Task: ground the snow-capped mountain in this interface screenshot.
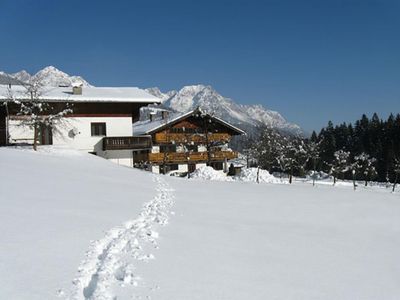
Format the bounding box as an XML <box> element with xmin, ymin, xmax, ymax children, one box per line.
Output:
<box><xmin>145</xmin><ymin>87</ymin><xmax>176</xmax><ymax>102</ymax></box>
<box><xmin>146</xmin><ymin>84</ymin><xmax>303</xmax><ymax>136</ymax></box>
<box><xmin>2</xmin><ymin>66</ymin><xmax>92</xmax><ymax>87</ymax></box>
<box><xmin>11</xmin><ymin>70</ymin><xmax>31</xmax><ymax>82</ymax></box>
<box><xmin>1</xmin><ymin>66</ymin><xmax>302</xmax><ymax>134</ymax></box>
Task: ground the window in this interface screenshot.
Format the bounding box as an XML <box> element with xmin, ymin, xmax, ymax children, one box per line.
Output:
<box><xmin>186</xmin><ymin>144</ymin><xmax>198</xmax><ymax>152</ymax></box>
<box><xmin>170</xmin><ymin>127</ymin><xmax>203</xmax><ymax>134</ymax></box>
<box><xmin>160</xmin><ymin>144</ymin><xmax>177</xmax><ymax>153</ymax></box>
<box><xmin>91</xmin><ymin>122</ymin><xmax>107</xmax><ymax>136</ymax></box>
<box><xmin>169</xmin><ymin>164</ymin><xmax>179</xmax><ymax>171</ymax></box>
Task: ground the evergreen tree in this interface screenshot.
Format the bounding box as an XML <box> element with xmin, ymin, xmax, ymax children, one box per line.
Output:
<box><xmin>316</xmin><ymin>113</ymin><xmax>400</xmax><ymax>184</ymax></box>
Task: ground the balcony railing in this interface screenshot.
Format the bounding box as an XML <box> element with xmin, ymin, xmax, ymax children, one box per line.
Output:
<box><xmin>146</xmin><ymin>151</ymin><xmax>238</xmax><ymax>164</ymax></box>
<box><xmin>154</xmin><ymin>132</ymin><xmax>232</xmax><ymax>144</ymax></box>
<box><xmin>103</xmin><ymin>136</ymin><xmax>152</xmax><ymax>151</ymax></box>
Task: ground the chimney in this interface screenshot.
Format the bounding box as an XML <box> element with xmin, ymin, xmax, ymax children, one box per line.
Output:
<box><xmin>149</xmin><ymin>111</ymin><xmax>156</xmax><ymax>122</ymax></box>
<box><xmin>162</xmin><ymin>110</ymin><xmax>169</xmax><ymax>120</ymax></box>
<box><xmin>72</xmin><ymin>84</ymin><xmax>82</xmax><ymax>95</ymax></box>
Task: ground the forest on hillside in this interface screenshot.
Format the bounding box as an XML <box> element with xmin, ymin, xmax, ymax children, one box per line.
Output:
<box><xmin>248</xmin><ymin>113</ymin><xmax>400</xmax><ymax>186</ymax></box>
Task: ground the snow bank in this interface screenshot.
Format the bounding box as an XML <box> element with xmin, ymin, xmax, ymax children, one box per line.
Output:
<box><xmin>306</xmin><ymin>170</ymin><xmax>332</xmax><ymax>180</ymax></box>
<box><xmin>190</xmin><ymin>166</ymin><xmax>281</xmax><ymax>184</ymax></box>
<box><xmin>236</xmin><ymin>167</ymin><xmax>282</xmax><ymax>183</ymax></box>
<box><xmin>190</xmin><ymin>166</ymin><xmax>232</xmax><ymax>181</ymax></box>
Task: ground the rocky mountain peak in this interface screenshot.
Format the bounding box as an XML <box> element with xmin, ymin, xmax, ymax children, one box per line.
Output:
<box><xmin>147</xmin><ymin>85</ymin><xmax>303</xmax><ymax>136</ymax></box>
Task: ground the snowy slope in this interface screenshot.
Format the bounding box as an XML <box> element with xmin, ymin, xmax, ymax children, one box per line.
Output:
<box><xmin>2</xmin><ymin>66</ymin><xmax>92</xmax><ymax>87</ymax></box>
<box><xmin>0</xmin><ymin>147</ymin><xmax>169</xmax><ymax>300</ymax></box>
<box><xmin>138</xmin><ymin>177</ymin><xmax>400</xmax><ymax>300</ymax></box>
<box><xmin>1</xmin><ymin>147</ymin><xmax>400</xmax><ymax>299</ymax></box>
<box><xmin>146</xmin><ymin>85</ymin><xmax>303</xmax><ymax>135</ymax></box>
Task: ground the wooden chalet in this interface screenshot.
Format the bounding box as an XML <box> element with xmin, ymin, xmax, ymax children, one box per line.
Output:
<box><xmin>132</xmin><ymin>108</ymin><xmax>245</xmax><ymax>174</ymax></box>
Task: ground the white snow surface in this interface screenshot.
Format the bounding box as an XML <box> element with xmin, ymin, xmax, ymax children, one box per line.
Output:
<box><xmin>0</xmin><ymin>85</ymin><xmax>161</xmax><ymax>103</ymax></box>
<box><xmin>190</xmin><ymin>166</ymin><xmax>232</xmax><ymax>181</ymax></box>
<box><xmin>190</xmin><ymin>166</ymin><xmax>281</xmax><ymax>184</ymax></box>
<box><xmin>0</xmin><ymin>147</ymin><xmax>172</xmax><ymax>300</ymax></box>
<box><xmin>1</xmin><ymin>147</ymin><xmax>400</xmax><ymax>300</ymax></box>
<box><xmin>236</xmin><ymin>167</ymin><xmax>282</xmax><ymax>183</ymax></box>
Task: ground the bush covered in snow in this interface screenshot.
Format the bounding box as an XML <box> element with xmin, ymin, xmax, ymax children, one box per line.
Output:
<box><xmin>190</xmin><ymin>166</ymin><xmax>282</xmax><ymax>184</ymax></box>
<box><xmin>236</xmin><ymin>167</ymin><xmax>282</xmax><ymax>184</ymax></box>
<box><xmin>190</xmin><ymin>166</ymin><xmax>232</xmax><ymax>181</ymax></box>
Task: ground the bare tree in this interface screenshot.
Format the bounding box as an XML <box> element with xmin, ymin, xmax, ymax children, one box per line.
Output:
<box><xmin>6</xmin><ymin>78</ymin><xmax>72</xmax><ymax>150</ymax></box>
<box><xmin>305</xmin><ymin>139</ymin><xmax>321</xmax><ymax>186</ymax></box>
<box><xmin>393</xmin><ymin>157</ymin><xmax>400</xmax><ymax>193</ymax></box>
<box><xmin>276</xmin><ymin>141</ymin><xmax>297</xmax><ymax>184</ymax></box>
<box><xmin>330</xmin><ymin>150</ymin><xmax>351</xmax><ymax>185</ymax></box>
<box><xmin>256</xmin><ymin>127</ymin><xmax>287</xmax><ymax>171</ymax></box>
<box><xmin>354</xmin><ymin>153</ymin><xmax>377</xmax><ymax>186</ymax></box>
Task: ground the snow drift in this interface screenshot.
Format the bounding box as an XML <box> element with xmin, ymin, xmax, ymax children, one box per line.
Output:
<box><xmin>190</xmin><ymin>166</ymin><xmax>232</xmax><ymax>181</ymax></box>
<box><xmin>236</xmin><ymin>167</ymin><xmax>282</xmax><ymax>183</ymax></box>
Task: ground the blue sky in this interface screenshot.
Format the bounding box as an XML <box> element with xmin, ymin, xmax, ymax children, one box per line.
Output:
<box><xmin>0</xmin><ymin>0</ymin><xmax>399</xmax><ymax>132</ymax></box>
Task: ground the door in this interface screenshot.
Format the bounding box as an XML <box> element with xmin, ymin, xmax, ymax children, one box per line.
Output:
<box><xmin>188</xmin><ymin>163</ymin><xmax>196</xmax><ymax>173</ymax></box>
<box><xmin>0</xmin><ymin>105</ymin><xmax>7</xmax><ymax>146</ymax></box>
<box><xmin>39</xmin><ymin>124</ymin><xmax>53</xmax><ymax>145</ymax></box>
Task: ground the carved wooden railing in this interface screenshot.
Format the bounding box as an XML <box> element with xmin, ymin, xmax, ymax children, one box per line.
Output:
<box><xmin>103</xmin><ymin>136</ymin><xmax>152</xmax><ymax>151</ymax></box>
<box><xmin>147</xmin><ymin>151</ymin><xmax>238</xmax><ymax>163</ymax></box>
<box><xmin>154</xmin><ymin>132</ymin><xmax>231</xmax><ymax>144</ymax></box>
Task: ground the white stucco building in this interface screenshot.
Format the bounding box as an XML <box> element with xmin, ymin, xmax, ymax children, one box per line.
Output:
<box><xmin>0</xmin><ymin>84</ymin><xmax>160</xmax><ymax>167</ymax></box>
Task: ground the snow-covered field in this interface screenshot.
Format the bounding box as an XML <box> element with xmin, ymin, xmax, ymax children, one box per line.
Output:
<box><xmin>1</xmin><ymin>147</ymin><xmax>400</xmax><ymax>299</ymax></box>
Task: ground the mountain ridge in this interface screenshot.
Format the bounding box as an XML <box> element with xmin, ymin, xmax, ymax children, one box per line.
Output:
<box><xmin>1</xmin><ymin>66</ymin><xmax>303</xmax><ymax>135</ymax></box>
<box><xmin>145</xmin><ymin>85</ymin><xmax>303</xmax><ymax>136</ymax></box>
<box><xmin>1</xmin><ymin>66</ymin><xmax>91</xmax><ymax>87</ymax></box>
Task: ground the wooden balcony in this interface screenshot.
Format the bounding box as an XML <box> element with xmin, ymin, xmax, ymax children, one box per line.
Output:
<box><xmin>154</xmin><ymin>132</ymin><xmax>232</xmax><ymax>144</ymax></box>
<box><xmin>147</xmin><ymin>151</ymin><xmax>238</xmax><ymax>164</ymax></box>
<box><xmin>103</xmin><ymin>136</ymin><xmax>152</xmax><ymax>151</ymax></box>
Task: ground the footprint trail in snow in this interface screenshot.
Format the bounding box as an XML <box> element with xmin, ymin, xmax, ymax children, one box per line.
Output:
<box><xmin>64</xmin><ymin>175</ymin><xmax>174</xmax><ymax>300</ymax></box>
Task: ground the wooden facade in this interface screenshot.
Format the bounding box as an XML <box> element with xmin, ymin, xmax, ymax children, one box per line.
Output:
<box><xmin>132</xmin><ymin>111</ymin><xmax>245</xmax><ymax>172</ymax></box>
<box><xmin>147</xmin><ymin>151</ymin><xmax>238</xmax><ymax>164</ymax></box>
<box><xmin>103</xmin><ymin>136</ymin><xmax>152</xmax><ymax>151</ymax></box>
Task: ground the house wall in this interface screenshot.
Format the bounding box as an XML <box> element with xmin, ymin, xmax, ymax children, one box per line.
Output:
<box><xmin>9</xmin><ymin>116</ymin><xmax>132</xmax><ymax>153</ymax></box>
<box><xmin>198</xmin><ymin>145</ymin><xmax>207</xmax><ymax>152</ymax></box>
<box><xmin>101</xmin><ymin>149</ymin><xmax>133</xmax><ymax>167</ymax></box>
<box><xmin>53</xmin><ymin>117</ymin><xmax>133</xmax><ymax>152</ymax></box>
<box><xmin>8</xmin><ymin>120</ymin><xmax>36</xmax><ymax>143</ymax></box>
<box><xmin>178</xmin><ymin>164</ymin><xmax>188</xmax><ymax>172</ymax></box>
<box><xmin>196</xmin><ymin>163</ymin><xmax>207</xmax><ymax>169</ymax></box>
<box><xmin>151</xmin><ymin>165</ymin><xmax>160</xmax><ymax>174</ymax></box>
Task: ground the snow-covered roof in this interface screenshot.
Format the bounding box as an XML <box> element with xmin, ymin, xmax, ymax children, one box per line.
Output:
<box><xmin>133</xmin><ymin>110</ymin><xmax>193</xmax><ymax>135</ymax></box>
<box><xmin>133</xmin><ymin>108</ymin><xmax>246</xmax><ymax>135</ymax></box>
<box><xmin>0</xmin><ymin>84</ymin><xmax>161</xmax><ymax>103</ymax></box>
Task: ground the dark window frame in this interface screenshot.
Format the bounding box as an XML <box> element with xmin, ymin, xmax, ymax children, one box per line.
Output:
<box><xmin>91</xmin><ymin>122</ymin><xmax>107</xmax><ymax>137</ymax></box>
